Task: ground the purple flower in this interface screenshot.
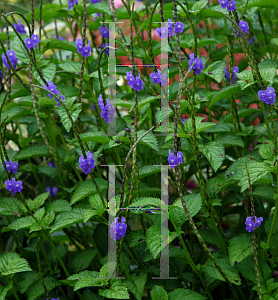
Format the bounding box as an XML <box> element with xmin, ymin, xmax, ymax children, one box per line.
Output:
<box><xmin>53</xmin><ymin>36</ymin><xmax>64</xmax><ymax>40</ymax></box>
<box><xmin>76</xmin><ymin>39</ymin><xmax>83</xmax><ymax>54</ymax></box>
<box><xmin>233</xmin><ymin>21</ymin><xmax>249</xmax><ymax>38</ymax></box>
<box><xmin>2</xmin><ymin>50</ymin><xmax>18</xmax><ymax>70</ymax></box>
<box><xmin>2</xmin><ymin>161</ymin><xmax>18</xmax><ymax>174</ymax></box>
<box><xmin>174</xmin><ymin>22</ymin><xmax>184</xmax><ymax>34</ymax></box>
<box><xmin>181</xmin><ymin>118</ymin><xmax>186</xmax><ymax>124</ymax></box>
<box><xmin>188</xmin><ymin>53</ymin><xmax>204</xmax><ymax>75</ymax></box>
<box><xmin>82</xmin><ymin>41</ymin><xmax>91</xmax><ymax>58</ymax></box>
<box><xmin>224</xmin><ymin>66</ymin><xmax>239</xmax><ymax>84</ymax></box>
<box><xmin>227</xmin><ymin>0</ymin><xmax>236</xmax><ymax>11</ymax></box>
<box><xmin>5</xmin><ymin>178</ymin><xmax>23</xmax><ymax>196</ymax></box>
<box><xmin>48</xmin><ymin>162</ymin><xmax>56</xmax><ymax>168</ymax></box>
<box><xmin>161</xmin><ymin>73</ymin><xmax>168</xmax><ymax>86</ymax></box>
<box><xmin>91</xmin><ymin>103</ymin><xmax>95</xmax><ymax>110</ymax></box>
<box><xmin>110</xmin><ymin>217</ymin><xmax>127</xmax><ymax>241</ymax></box>
<box><xmin>79</xmin><ymin>150</ymin><xmax>96</xmax><ymax>175</ymax></box>
<box><xmin>25</xmin><ymin>34</ymin><xmax>40</xmax><ymax>50</ymax></box>
<box><xmin>133</xmin><ymin>73</ymin><xmax>144</xmax><ymax>91</ymax></box>
<box><xmin>13</xmin><ymin>19</ymin><xmax>26</xmax><ymax>34</ymax></box>
<box><xmin>126</xmin><ymin>71</ymin><xmax>136</xmax><ymax>88</ymax></box>
<box><xmin>46</xmin><ymin>187</ymin><xmax>58</xmax><ymax>197</ymax></box>
<box><xmin>68</xmin><ymin>0</ymin><xmax>78</xmax><ymax>9</ymax></box>
<box><xmin>258</xmin><ymin>87</ymin><xmax>276</xmax><ymax>105</ymax></box>
<box><xmin>156</xmin><ymin>19</ymin><xmax>175</xmax><ymax>39</ymax></box>
<box><xmin>245</xmin><ymin>216</ymin><xmax>263</xmax><ymax>232</ymax></box>
<box><xmin>91</xmin><ymin>0</ymin><xmax>101</xmax><ymax>2</ymax></box>
<box><xmin>177</xmin><ymin>151</ymin><xmax>183</xmax><ymax>164</ymax></box>
<box><xmin>43</xmin><ymin>81</ymin><xmax>65</xmax><ymax>107</ymax></box>
<box><xmin>218</xmin><ymin>0</ymin><xmax>228</xmax><ymax>8</ymax></box>
<box><xmin>99</xmin><ymin>25</ymin><xmax>109</xmax><ymax>38</ymax></box>
<box><xmin>98</xmin><ymin>94</ymin><xmax>114</xmax><ymax>123</ymax></box>
<box><xmin>98</xmin><ymin>42</ymin><xmax>109</xmax><ymax>55</ymax></box>
<box><xmin>168</xmin><ymin>149</ymin><xmax>178</xmax><ymax>168</ymax></box>
<box><xmin>25</xmin><ymin>38</ymin><xmax>34</xmax><ymax>51</ymax></box>
<box><xmin>150</xmin><ymin>69</ymin><xmax>161</xmax><ymax>85</ymax></box>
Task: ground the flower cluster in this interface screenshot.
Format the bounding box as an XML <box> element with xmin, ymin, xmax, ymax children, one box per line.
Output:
<box><xmin>149</xmin><ymin>69</ymin><xmax>168</xmax><ymax>86</ymax></box>
<box><xmin>46</xmin><ymin>186</ymin><xmax>58</xmax><ymax>197</ymax></box>
<box><xmin>68</xmin><ymin>0</ymin><xmax>78</xmax><ymax>9</ymax></box>
<box><xmin>156</xmin><ymin>19</ymin><xmax>184</xmax><ymax>39</ymax></box>
<box><xmin>126</xmin><ymin>71</ymin><xmax>144</xmax><ymax>91</ymax></box>
<box><xmin>168</xmin><ymin>149</ymin><xmax>183</xmax><ymax>168</ymax></box>
<box><xmin>5</xmin><ymin>178</ymin><xmax>23</xmax><ymax>196</ymax></box>
<box><xmin>25</xmin><ymin>34</ymin><xmax>40</xmax><ymax>50</ymax></box>
<box><xmin>43</xmin><ymin>81</ymin><xmax>65</xmax><ymax>107</ymax></box>
<box><xmin>98</xmin><ymin>42</ymin><xmax>109</xmax><ymax>55</ymax></box>
<box><xmin>2</xmin><ymin>161</ymin><xmax>18</xmax><ymax>174</ymax></box>
<box><xmin>79</xmin><ymin>151</ymin><xmax>95</xmax><ymax>175</ymax></box>
<box><xmin>99</xmin><ymin>25</ymin><xmax>109</xmax><ymax>39</ymax></box>
<box><xmin>233</xmin><ymin>21</ymin><xmax>249</xmax><ymax>38</ymax></box>
<box><xmin>224</xmin><ymin>66</ymin><xmax>239</xmax><ymax>84</ymax></box>
<box><xmin>98</xmin><ymin>94</ymin><xmax>114</xmax><ymax>123</ymax></box>
<box><xmin>2</xmin><ymin>51</ymin><xmax>18</xmax><ymax>70</ymax></box>
<box><xmin>110</xmin><ymin>217</ymin><xmax>127</xmax><ymax>241</ymax></box>
<box><xmin>188</xmin><ymin>53</ymin><xmax>204</xmax><ymax>75</ymax></box>
<box><xmin>258</xmin><ymin>87</ymin><xmax>276</xmax><ymax>105</ymax></box>
<box><xmin>76</xmin><ymin>39</ymin><xmax>91</xmax><ymax>58</ymax></box>
<box><xmin>245</xmin><ymin>216</ymin><xmax>263</xmax><ymax>232</ymax></box>
<box><xmin>219</xmin><ymin>0</ymin><xmax>237</xmax><ymax>11</ymax></box>
<box><xmin>13</xmin><ymin>19</ymin><xmax>26</xmax><ymax>34</ymax></box>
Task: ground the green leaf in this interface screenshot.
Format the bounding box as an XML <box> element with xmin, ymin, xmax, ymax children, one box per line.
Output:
<box><xmin>228</xmin><ymin>234</ymin><xmax>253</xmax><ymax>266</ymax></box>
<box><xmin>236</xmin><ymin>70</ymin><xmax>256</xmax><ymax>90</ymax></box>
<box><xmin>0</xmin><ymin>279</ymin><xmax>13</xmax><ymax>300</ymax></box>
<box><xmin>0</xmin><ymin>252</ymin><xmax>32</xmax><ymax>276</ymax></box>
<box><xmin>41</xmin><ymin>38</ymin><xmax>77</xmax><ymax>53</ymax></box>
<box><xmin>70</xmin><ymin>179</ymin><xmax>108</xmax><ymax>205</ymax></box>
<box><xmin>58</xmin><ymin>97</ymin><xmax>82</xmax><ymax>132</ymax></box>
<box><xmin>99</xmin><ymin>281</ymin><xmax>130</xmax><ymax>299</ymax></box>
<box><xmin>137</xmin><ymin>130</ymin><xmax>159</xmax><ymax>151</ymax></box>
<box><xmin>127</xmin><ymin>230</ymin><xmax>146</xmax><ymax>247</ymax></box>
<box><xmin>59</xmin><ymin>61</ymin><xmax>82</xmax><ymax>74</ymax></box>
<box><xmin>129</xmin><ymin>197</ymin><xmax>161</xmax><ymax>208</ymax></box>
<box><xmin>33</xmin><ymin>63</ymin><xmax>56</xmax><ymax>86</ymax></box>
<box><xmin>71</xmin><ymin>249</ymin><xmax>98</xmax><ymax>273</ymax></box>
<box><xmin>18</xmin><ymin>272</ymin><xmax>40</xmax><ymax>294</ymax></box>
<box><xmin>258</xmin><ymin>143</ymin><xmax>275</xmax><ymax>160</ymax></box>
<box><xmin>0</xmin><ymin>107</ymin><xmax>31</xmax><ymax>124</ymax></box>
<box><xmin>199</xmin><ymin>229</ymin><xmax>222</xmax><ymax>249</ymax></box>
<box><xmin>0</xmin><ymin>197</ymin><xmax>25</xmax><ymax>216</ymax></box>
<box><xmin>146</xmin><ymin>225</ymin><xmax>179</xmax><ymax>259</ymax></box>
<box><xmin>246</xmin><ymin>0</ymin><xmax>278</xmax><ymax>10</ymax></box>
<box><xmin>151</xmin><ymin>285</ymin><xmax>168</xmax><ymax>300</ymax></box>
<box><xmin>124</xmin><ymin>273</ymin><xmax>147</xmax><ymax>300</ymax></box>
<box><xmin>70</xmin><ymin>132</ymin><xmax>110</xmax><ymax>145</ymax></box>
<box><xmin>14</xmin><ymin>144</ymin><xmax>51</xmax><ymax>160</ymax></box>
<box><xmin>89</xmin><ymin>194</ymin><xmax>106</xmax><ymax>210</ymax></box>
<box><xmin>190</xmin><ymin>0</ymin><xmax>208</xmax><ymax>14</ymax></box>
<box><xmin>202</xmin><ymin>254</ymin><xmax>241</xmax><ymax>285</ymax></box>
<box><xmin>205</xmin><ymin>61</ymin><xmax>226</xmax><ymax>83</ymax></box>
<box><xmin>86</xmin><ymin>2</ymin><xmax>113</xmax><ymax>15</ymax></box>
<box><xmin>240</xmin><ymin>162</ymin><xmax>273</xmax><ymax>192</ymax></box>
<box><xmin>38</xmin><ymin>97</ymin><xmax>56</xmax><ymax>109</ymax></box>
<box><xmin>50</xmin><ymin>208</ymin><xmax>87</xmax><ymax>233</ymax></box>
<box><xmin>27</xmin><ymin>277</ymin><xmax>59</xmax><ymax>300</ymax></box>
<box><xmin>171</xmin><ymin>193</ymin><xmax>202</xmax><ymax>227</ymax></box>
<box><xmin>214</xmin><ymin>133</ymin><xmax>244</xmax><ymax>147</ymax></box>
<box><xmin>2</xmin><ymin>216</ymin><xmax>33</xmax><ymax>233</ymax></box>
<box><xmin>28</xmin><ymin>192</ymin><xmax>49</xmax><ymax>211</ymax></box>
<box><xmin>45</xmin><ymin>200</ymin><xmax>72</xmax><ymax>213</ymax></box>
<box><xmin>168</xmin><ymin>289</ymin><xmax>207</xmax><ymax>300</ymax></box>
<box><xmin>259</xmin><ymin>67</ymin><xmax>276</xmax><ymax>85</ymax></box>
<box><xmin>10</xmin><ymin>36</ymin><xmax>29</xmax><ymax>61</ymax></box>
<box><xmin>210</xmin><ymin>83</ymin><xmax>242</xmax><ymax>107</ymax></box>
<box><xmin>199</xmin><ymin>141</ymin><xmax>225</xmax><ymax>172</ymax></box>
<box><xmin>139</xmin><ymin>165</ymin><xmax>161</xmax><ymax>180</ymax></box>
<box><xmin>37</xmin><ymin>166</ymin><xmax>59</xmax><ymax>182</ymax></box>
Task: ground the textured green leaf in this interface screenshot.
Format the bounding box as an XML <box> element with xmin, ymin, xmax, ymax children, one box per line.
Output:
<box><xmin>215</xmin><ymin>133</ymin><xmax>244</xmax><ymax>147</ymax></box>
<box><xmin>199</xmin><ymin>141</ymin><xmax>225</xmax><ymax>172</ymax></box>
<box><xmin>258</xmin><ymin>143</ymin><xmax>275</xmax><ymax>161</ymax></box>
<box><xmin>0</xmin><ymin>279</ymin><xmax>13</xmax><ymax>300</ymax></box>
<box><xmin>259</xmin><ymin>68</ymin><xmax>276</xmax><ymax>85</ymax></box>
<box><xmin>2</xmin><ymin>216</ymin><xmax>33</xmax><ymax>232</ymax></box>
<box><xmin>18</xmin><ymin>272</ymin><xmax>40</xmax><ymax>294</ymax></box>
<box><xmin>71</xmin><ymin>249</ymin><xmax>98</xmax><ymax>273</ymax></box>
<box><xmin>37</xmin><ymin>166</ymin><xmax>59</xmax><ymax>182</ymax></box>
<box><xmin>124</xmin><ymin>273</ymin><xmax>148</xmax><ymax>300</ymax></box>
<box><xmin>205</xmin><ymin>61</ymin><xmax>226</xmax><ymax>83</ymax></box>
<box><xmin>89</xmin><ymin>194</ymin><xmax>107</xmax><ymax>210</ymax></box>
<box><xmin>70</xmin><ymin>178</ymin><xmax>108</xmax><ymax>205</ymax></box>
<box><xmin>240</xmin><ymin>162</ymin><xmax>273</xmax><ymax>192</ymax></box>
<box><xmin>146</xmin><ymin>226</ymin><xmax>179</xmax><ymax>259</ymax></box>
<box><xmin>190</xmin><ymin>0</ymin><xmax>208</xmax><ymax>14</ymax></box>
<box><xmin>86</xmin><ymin>2</ymin><xmax>113</xmax><ymax>15</ymax></box>
<box><xmin>210</xmin><ymin>83</ymin><xmax>242</xmax><ymax>107</ymax></box>
<box><xmin>246</xmin><ymin>0</ymin><xmax>278</xmax><ymax>9</ymax></box>
<box><xmin>50</xmin><ymin>208</ymin><xmax>87</xmax><ymax>233</ymax></box>
<box><xmin>58</xmin><ymin>97</ymin><xmax>82</xmax><ymax>132</ymax></box>
<box><xmin>228</xmin><ymin>234</ymin><xmax>253</xmax><ymax>266</ymax></box>
<box><xmin>129</xmin><ymin>197</ymin><xmax>161</xmax><ymax>208</ymax></box>
<box><xmin>0</xmin><ymin>197</ymin><xmax>25</xmax><ymax>216</ymax></box>
<box><xmin>45</xmin><ymin>200</ymin><xmax>72</xmax><ymax>213</ymax></box>
<box><xmin>139</xmin><ymin>165</ymin><xmax>161</xmax><ymax>180</ymax></box>
<box><xmin>27</xmin><ymin>277</ymin><xmax>59</xmax><ymax>300</ymax></box>
<box><xmin>237</xmin><ymin>70</ymin><xmax>256</xmax><ymax>90</ymax></box>
<box><xmin>199</xmin><ymin>229</ymin><xmax>222</xmax><ymax>249</ymax></box>
<box><xmin>10</xmin><ymin>35</ymin><xmax>29</xmax><ymax>61</ymax></box>
<box><xmin>151</xmin><ymin>285</ymin><xmax>168</xmax><ymax>300</ymax></box>
<box><xmin>220</xmin><ymin>108</ymin><xmax>260</xmax><ymax>124</ymax></box>
<box><xmin>14</xmin><ymin>144</ymin><xmax>51</xmax><ymax>160</ymax></box>
<box><xmin>168</xmin><ymin>289</ymin><xmax>207</xmax><ymax>300</ymax></box>
<box><xmin>70</xmin><ymin>132</ymin><xmax>110</xmax><ymax>145</ymax></box>
<box><xmin>41</xmin><ymin>38</ymin><xmax>77</xmax><ymax>52</ymax></box>
<box><xmin>99</xmin><ymin>281</ymin><xmax>130</xmax><ymax>299</ymax></box>
<box><xmin>28</xmin><ymin>192</ymin><xmax>49</xmax><ymax>211</ymax></box>
<box><xmin>0</xmin><ymin>252</ymin><xmax>32</xmax><ymax>276</ymax></box>
<box><xmin>0</xmin><ymin>106</ymin><xmax>31</xmax><ymax>124</ymax></box>
<box><xmin>128</xmin><ymin>230</ymin><xmax>146</xmax><ymax>248</ymax></box>
<box><xmin>59</xmin><ymin>61</ymin><xmax>82</xmax><ymax>74</ymax></box>
<box><xmin>38</xmin><ymin>97</ymin><xmax>56</xmax><ymax>108</ymax></box>
<box><xmin>33</xmin><ymin>63</ymin><xmax>56</xmax><ymax>86</ymax></box>
<box><xmin>202</xmin><ymin>254</ymin><xmax>241</xmax><ymax>285</ymax></box>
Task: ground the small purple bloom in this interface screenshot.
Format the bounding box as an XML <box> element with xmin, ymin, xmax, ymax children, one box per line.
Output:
<box><xmin>68</xmin><ymin>0</ymin><xmax>78</xmax><ymax>9</ymax></box>
<box><xmin>188</xmin><ymin>53</ymin><xmax>204</xmax><ymax>75</ymax></box>
<box><xmin>133</xmin><ymin>73</ymin><xmax>144</xmax><ymax>91</ymax></box>
<box><xmin>110</xmin><ymin>217</ymin><xmax>127</xmax><ymax>241</ymax></box>
<box><xmin>79</xmin><ymin>150</ymin><xmax>96</xmax><ymax>175</ymax></box>
<box><xmin>5</xmin><ymin>178</ymin><xmax>23</xmax><ymax>196</ymax></box>
<box><xmin>224</xmin><ymin>66</ymin><xmax>239</xmax><ymax>84</ymax></box>
<box><xmin>25</xmin><ymin>38</ymin><xmax>34</xmax><ymax>51</ymax></box>
<box><xmin>98</xmin><ymin>42</ymin><xmax>109</xmax><ymax>55</ymax></box>
<box><xmin>233</xmin><ymin>20</ymin><xmax>249</xmax><ymax>38</ymax></box>
<box><xmin>156</xmin><ymin>19</ymin><xmax>175</xmax><ymax>39</ymax></box>
<box><xmin>31</xmin><ymin>35</ymin><xmax>40</xmax><ymax>49</ymax></box>
<box><xmin>91</xmin><ymin>103</ymin><xmax>95</xmax><ymax>110</ymax></box>
<box><xmin>98</xmin><ymin>94</ymin><xmax>114</xmax><ymax>123</ymax></box>
<box><xmin>174</xmin><ymin>22</ymin><xmax>184</xmax><ymax>34</ymax></box>
<box><xmin>161</xmin><ymin>73</ymin><xmax>168</xmax><ymax>86</ymax></box>
<box><xmin>2</xmin><ymin>50</ymin><xmax>18</xmax><ymax>70</ymax></box>
<box><xmin>2</xmin><ymin>161</ymin><xmax>18</xmax><ymax>174</ymax></box>
<box><xmin>48</xmin><ymin>162</ymin><xmax>56</xmax><ymax>168</ymax></box>
<box><xmin>126</xmin><ymin>71</ymin><xmax>136</xmax><ymax>88</ymax></box>
<box><xmin>99</xmin><ymin>25</ymin><xmax>109</xmax><ymax>38</ymax></box>
<box><xmin>258</xmin><ymin>87</ymin><xmax>276</xmax><ymax>105</ymax></box>
<box><xmin>227</xmin><ymin>0</ymin><xmax>236</xmax><ymax>11</ymax></box>
<box><xmin>13</xmin><ymin>19</ymin><xmax>26</xmax><ymax>34</ymax></box>
<box><xmin>43</xmin><ymin>81</ymin><xmax>65</xmax><ymax>107</ymax></box>
<box><xmin>75</xmin><ymin>39</ymin><xmax>83</xmax><ymax>54</ymax></box>
<box><xmin>150</xmin><ymin>69</ymin><xmax>161</xmax><ymax>85</ymax></box>
<box><xmin>245</xmin><ymin>216</ymin><xmax>263</xmax><ymax>232</ymax></box>
<box><xmin>168</xmin><ymin>149</ymin><xmax>179</xmax><ymax>168</ymax></box>
<box><xmin>46</xmin><ymin>187</ymin><xmax>58</xmax><ymax>197</ymax></box>
<box><xmin>181</xmin><ymin>118</ymin><xmax>186</xmax><ymax>124</ymax></box>
<box><xmin>218</xmin><ymin>0</ymin><xmax>228</xmax><ymax>8</ymax></box>
<box><xmin>177</xmin><ymin>151</ymin><xmax>183</xmax><ymax>164</ymax></box>
<box><xmin>82</xmin><ymin>41</ymin><xmax>91</xmax><ymax>58</ymax></box>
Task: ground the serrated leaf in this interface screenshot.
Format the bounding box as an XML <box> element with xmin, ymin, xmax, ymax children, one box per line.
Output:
<box><xmin>210</xmin><ymin>83</ymin><xmax>242</xmax><ymax>107</ymax></box>
<box><xmin>128</xmin><ymin>230</ymin><xmax>146</xmax><ymax>247</ymax></box>
<box><xmin>0</xmin><ymin>197</ymin><xmax>25</xmax><ymax>216</ymax></box>
<box><xmin>236</xmin><ymin>70</ymin><xmax>256</xmax><ymax>90</ymax></box>
<box><xmin>240</xmin><ymin>162</ymin><xmax>272</xmax><ymax>192</ymax></box>
<box><xmin>259</xmin><ymin>68</ymin><xmax>276</xmax><ymax>85</ymax></box>
<box><xmin>151</xmin><ymin>285</ymin><xmax>168</xmax><ymax>300</ymax></box>
<box><xmin>71</xmin><ymin>249</ymin><xmax>98</xmax><ymax>273</ymax></box>
<box><xmin>38</xmin><ymin>97</ymin><xmax>55</xmax><ymax>108</ymax></box>
<box><xmin>190</xmin><ymin>0</ymin><xmax>208</xmax><ymax>14</ymax></box>
<box><xmin>124</xmin><ymin>273</ymin><xmax>148</xmax><ymax>300</ymax></box>
<box><xmin>70</xmin><ymin>132</ymin><xmax>110</xmax><ymax>145</ymax></box>
<box><xmin>259</xmin><ymin>143</ymin><xmax>275</xmax><ymax>160</ymax></box>
<box><xmin>0</xmin><ymin>106</ymin><xmax>30</xmax><ymax>124</ymax></box>
<box><xmin>139</xmin><ymin>165</ymin><xmax>161</xmax><ymax>180</ymax></box>
<box><xmin>41</xmin><ymin>38</ymin><xmax>77</xmax><ymax>52</ymax></box>
<box><xmin>45</xmin><ymin>200</ymin><xmax>72</xmax><ymax>213</ymax></box>
<box><xmin>129</xmin><ymin>197</ymin><xmax>161</xmax><ymax>208</ymax></box>
<box><xmin>215</xmin><ymin>133</ymin><xmax>244</xmax><ymax>147</ymax></box>
<box><xmin>18</xmin><ymin>272</ymin><xmax>40</xmax><ymax>294</ymax></box>
<box><xmin>228</xmin><ymin>234</ymin><xmax>253</xmax><ymax>266</ymax></box>
<box><xmin>99</xmin><ymin>281</ymin><xmax>130</xmax><ymax>299</ymax></box>
<box><xmin>70</xmin><ymin>178</ymin><xmax>108</xmax><ymax>205</ymax></box>
<box><xmin>14</xmin><ymin>144</ymin><xmax>51</xmax><ymax>160</ymax></box>
<box><xmin>146</xmin><ymin>226</ymin><xmax>179</xmax><ymax>259</ymax></box>
<box><xmin>0</xmin><ymin>252</ymin><xmax>32</xmax><ymax>275</ymax></box>
<box><xmin>205</xmin><ymin>61</ymin><xmax>226</xmax><ymax>83</ymax></box>
<box><xmin>2</xmin><ymin>216</ymin><xmax>33</xmax><ymax>233</ymax></box>
<box><xmin>58</xmin><ymin>97</ymin><xmax>82</xmax><ymax>132</ymax></box>
<box><xmin>27</xmin><ymin>277</ymin><xmax>59</xmax><ymax>300</ymax></box>
<box><xmin>33</xmin><ymin>63</ymin><xmax>56</xmax><ymax>86</ymax></box>
<box><xmin>28</xmin><ymin>192</ymin><xmax>49</xmax><ymax>211</ymax></box>
<box><xmin>168</xmin><ymin>289</ymin><xmax>207</xmax><ymax>300</ymax></box>
<box><xmin>199</xmin><ymin>141</ymin><xmax>225</xmax><ymax>172</ymax></box>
